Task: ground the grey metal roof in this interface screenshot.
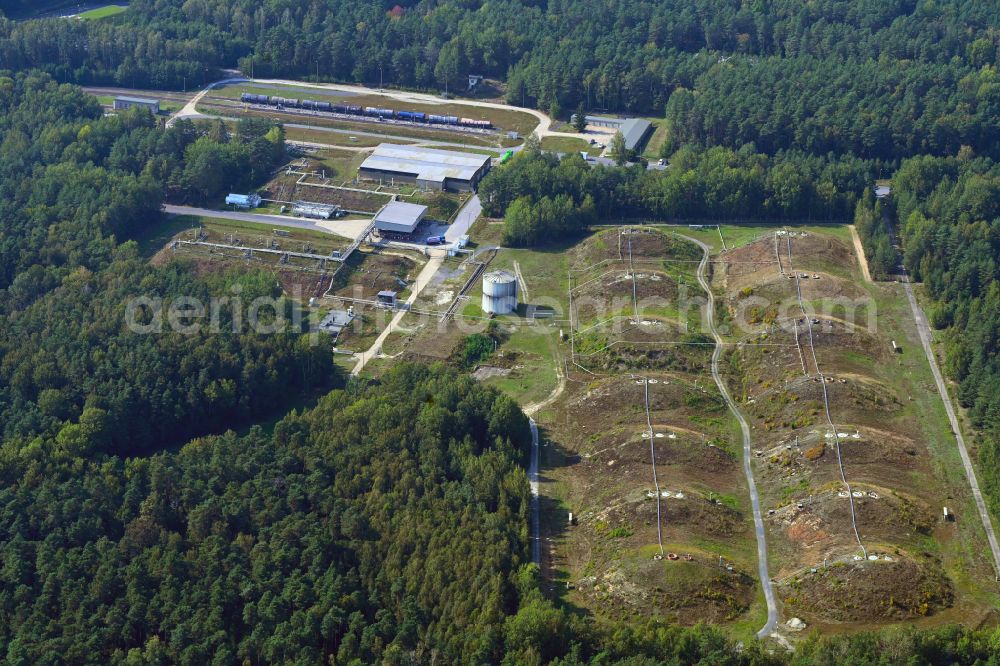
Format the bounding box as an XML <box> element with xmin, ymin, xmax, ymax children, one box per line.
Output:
<box><xmin>115</xmin><ymin>96</ymin><xmax>159</xmax><ymax>105</ymax></box>
<box><xmin>374</xmin><ymin>200</ymin><xmax>428</xmax><ymax>233</ymax></box>
<box><xmin>620</xmin><ymin>118</ymin><xmax>652</xmax><ymax>151</ymax></box>
<box><xmin>584</xmin><ymin>115</ymin><xmax>625</xmax><ymax>127</ymax></box>
<box><xmin>360</xmin><ymin>143</ymin><xmax>489</xmax><ymax>184</ymax></box>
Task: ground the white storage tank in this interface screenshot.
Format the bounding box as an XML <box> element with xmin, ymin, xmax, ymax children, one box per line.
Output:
<box><xmin>482</xmin><ymin>270</ymin><xmax>518</xmax><ymax>315</ymax></box>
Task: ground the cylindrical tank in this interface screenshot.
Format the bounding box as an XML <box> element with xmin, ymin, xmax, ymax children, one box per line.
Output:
<box><xmin>482</xmin><ymin>270</ymin><xmax>518</xmax><ymax>315</ymax></box>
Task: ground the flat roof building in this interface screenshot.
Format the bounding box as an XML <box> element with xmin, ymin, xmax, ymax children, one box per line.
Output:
<box><xmin>113</xmin><ymin>96</ymin><xmax>160</xmax><ymax>113</ymax></box>
<box><xmin>373</xmin><ymin>201</ymin><xmax>428</xmax><ymax>234</ymax></box>
<box><xmin>359</xmin><ymin>144</ymin><xmax>491</xmax><ymax>192</ymax></box>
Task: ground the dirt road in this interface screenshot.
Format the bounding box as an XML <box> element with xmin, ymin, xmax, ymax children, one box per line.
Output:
<box><xmin>686</xmin><ymin>233</ymin><xmax>779</xmax><ymax>640</ymax></box>
<box><xmin>529</xmin><ymin>418</ymin><xmax>541</xmax><ymax>565</ymax></box>
<box><xmin>850</xmin><ymin>225</ymin><xmax>873</xmax><ymax>283</ymax></box>
<box><xmin>902</xmin><ymin>276</ymin><xmax>1000</xmax><ymax>579</ymax></box>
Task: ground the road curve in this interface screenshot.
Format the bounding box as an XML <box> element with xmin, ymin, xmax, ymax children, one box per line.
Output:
<box><xmin>902</xmin><ymin>276</ymin><xmax>1000</xmax><ymax>578</ymax></box>
<box><xmin>168</xmin><ymin>77</ymin><xmax>245</xmax><ymax>127</ymax></box>
<box><xmin>684</xmin><ymin>234</ymin><xmax>779</xmax><ymax>639</ymax></box>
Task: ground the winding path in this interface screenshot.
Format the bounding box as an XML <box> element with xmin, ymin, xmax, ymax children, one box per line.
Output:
<box><xmin>684</xmin><ymin>234</ymin><xmax>779</xmax><ymax>639</ymax></box>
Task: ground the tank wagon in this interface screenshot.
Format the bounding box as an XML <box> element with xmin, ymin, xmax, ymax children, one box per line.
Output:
<box><xmin>240</xmin><ymin>92</ymin><xmax>493</xmax><ymax>129</ymax></box>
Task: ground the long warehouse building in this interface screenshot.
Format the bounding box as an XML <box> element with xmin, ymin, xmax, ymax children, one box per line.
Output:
<box><xmin>359</xmin><ymin>143</ymin><xmax>491</xmax><ymax>192</ymax></box>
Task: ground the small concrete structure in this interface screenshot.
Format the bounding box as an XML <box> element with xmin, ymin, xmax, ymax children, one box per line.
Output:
<box><xmin>114</xmin><ymin>96</ymin><xmax>160</xmax><ymax>113</ymax></box>
<box><xmin>373</xmin><ymin>201</ymin><xmax>428</xmax><ymax>234</ymax></box>
<box><xmin>318</xmin><ymin>309</ymin><xmax>355</xmax><ymax>339</ymax></box>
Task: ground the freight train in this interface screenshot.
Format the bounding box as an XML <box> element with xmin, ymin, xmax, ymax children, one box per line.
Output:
<box><xmin>240</xmin><ymin>93</ymin><xmax>492</xmax><ymax>129</ymax></box>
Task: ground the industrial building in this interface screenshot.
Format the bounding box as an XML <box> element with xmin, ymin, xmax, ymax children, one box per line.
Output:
<box><xmin>482</xmin><ymin>270</ymin><xmax>518</xmax><ymax>315</ymax></box>
<box><xmin>113</xmin><ymin>96</ymin><xmax>160</xmax><ymax>113</ymax></box>
<box><xmin>225</xmin><ymin>193</ymin><xmax>262</xmax><ymax>209</ymax></box>
<box><xmin>359</xmin><ymin>144</ymin><xmax>491</xmax><ymax>192</ymax></box>
<box><xmin>576</xmin><ymin>115</ymin><xmax>652</xmax><ymax>152</ymax></box>
<box><xmin>373</xmin><ymin>201</ymin><xmax>428</xmax><ymax>234</ymax></box>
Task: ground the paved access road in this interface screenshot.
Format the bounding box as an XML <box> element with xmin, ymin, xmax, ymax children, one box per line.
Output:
<box><xmin>350</xmin><ymin>252</ymin><xmax>444</xmax><ymax>375</ymax></box>
<box><xmin>687</xmin><ymin>234</ymin><xmax>779</xmax><ymax>639</ymax></box>
<box><xmin>168</xmin><ymin>77</ymin><xmax>246</xmax><ymax>127</ymax></box>
<box><xmin>445</xmin><ymin>195</ymin><xmax>482</xmax><ymax>242</ymax></box>
<box><xmin>162</xmin><ymin>204</ymin><xmax>370</xmax><ymax>240</ymax></box>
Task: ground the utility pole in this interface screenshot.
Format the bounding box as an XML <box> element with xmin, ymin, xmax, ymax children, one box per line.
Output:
<box><xmin>379</xmin><ymin>65</ymin><xmax>383</xmax><ymax>91</ymax></box>
<box><xmin>315</xmin><ymin>59</ymin><xmax>319</xmax><ymax>81</ymax></box>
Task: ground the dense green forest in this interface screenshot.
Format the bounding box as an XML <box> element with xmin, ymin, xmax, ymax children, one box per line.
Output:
<box><xmin>5</xmin><ymin>360</ymin><xmax>1000</xmax><ymax>665</ymax></box>
<box><xmin>479</xmin><ymin>145</ymin><xmax>870</xmax><ymax>245</ymax></box>
<box><xmin>0</xmin><ymin>70</ymin><xmax>322</xmax><ymax>459</ymax></box>
<box><xmin>1</xmin><ymin>0</ymin><xmax>996</xmax><ymax>159</ymax></box>
<box><xmin>883</xmin><ymin>156</ymin><xmax>1000</xmax><ymax>519</ymax></box>
<box><xmin>0</xmin><ymin>71</ymin><xmax>284</xmax><ymax>293</ymax></box>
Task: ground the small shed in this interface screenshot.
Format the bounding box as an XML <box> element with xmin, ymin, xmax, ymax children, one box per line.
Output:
<box><xmin>377</xmin><ymin>290</ymin><xmax>398</xmax><ymax>308</ymax></box>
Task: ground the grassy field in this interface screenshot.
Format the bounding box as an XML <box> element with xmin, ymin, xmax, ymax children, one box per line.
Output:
<box><xmin>77</xmin><ymin>4</ymin><xmax>126</xmax><ymax>19</ymax></box>
<box><xmin>310</xmin><ymin>149</ymin><xmax>370</xmax><ymax>181</ymax></box>
<box><xmin>641</xmin><ymin>119</ymin><xmax>669</xmax><ymax>159</ymax></box>
<box><xmin>540</xmin><ymin>135</ymin><xmax>601</xmax><ymax>157</ymax></box>
<box><xmin>283</xmin><ymin>126</ymin><xmax>401</xmax><ymax>148</ymax></box>
<box><xmin>154</xmin><ymin>214</ymin><xmax>348</xmax><ymax>251</ymax></box>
